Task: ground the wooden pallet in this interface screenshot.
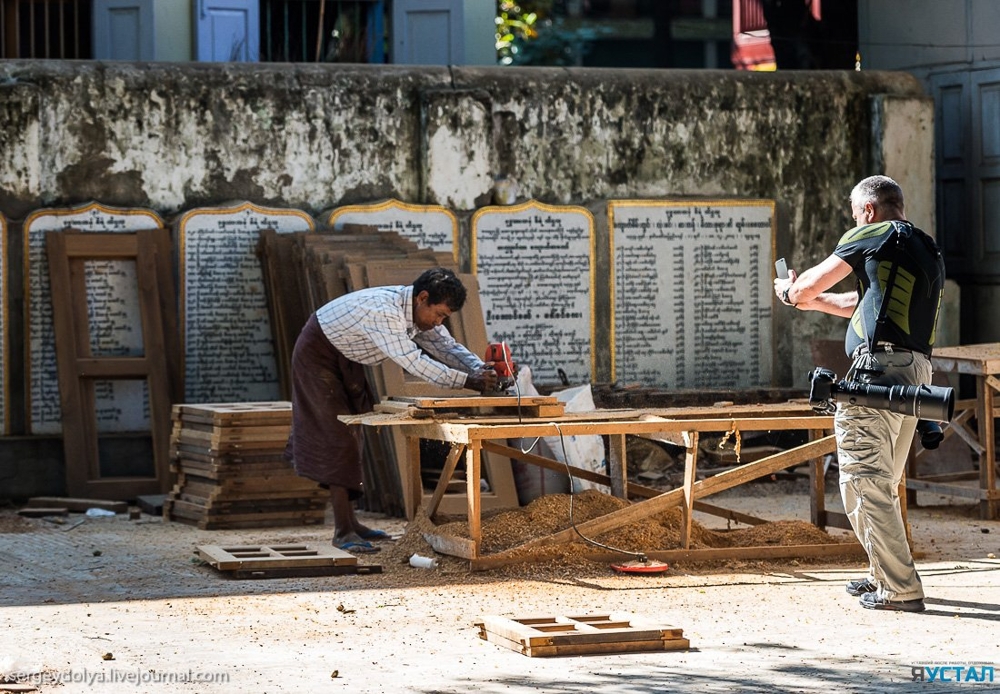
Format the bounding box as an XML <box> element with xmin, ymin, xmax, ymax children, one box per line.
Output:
<box><xmin>197</xmin><ymin>543</ymin><xmax>382</xmax><ymax>579</ymax></box>
<box><xmin>475</xmin><ymin>613</ymin><xmax>689</xmax><ymax>657</ymax></box>
<box><xmin>381</xmin><ymin>395</ymin><xmax>565</xmax><ymax>419</ymax></box>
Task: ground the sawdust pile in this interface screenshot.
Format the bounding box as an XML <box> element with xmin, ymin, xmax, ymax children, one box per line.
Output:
<box><xmin>0</xmin><ymin>511</ymin><xmax>36</xmax><ymax>533</ymax></box>
<box><xmin>381</xmin><ymin>489</ymin><xmax>852</xmax><ymax>573</ymax></box>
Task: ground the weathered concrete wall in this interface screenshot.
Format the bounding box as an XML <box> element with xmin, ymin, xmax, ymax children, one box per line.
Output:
<box><xmin>0</xmin><ymin>61</ymin><xmax>932</xmax><ymax>391</ymax></box>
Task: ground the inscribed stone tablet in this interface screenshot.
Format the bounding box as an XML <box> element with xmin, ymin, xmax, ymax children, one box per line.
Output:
<box><xmin>326</xmin><ymin>199</ymin><xmax>458</xmax><ymax>257</ymax></box>
<box><xmin>178</xmin><ymin>202</ymin><xmax>315</xmax><ymax>403</ymax></box>
<box><xmin>24</xmin><ymin>203</ymin><xmax>165</xmax><ymax>434</ymax></box>
<box><xmin>610</xmin><ymin>200</ymin><xmax>775</xmax><ymax>388</ymax></box>
<box><xmin>472</xmin><ymin>201</ymin><xmax>595</xmax><ymax>384</ymax></box>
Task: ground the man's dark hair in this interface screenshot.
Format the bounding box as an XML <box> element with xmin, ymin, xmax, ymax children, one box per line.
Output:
<box><xmin>413</xmin><ymin>267</ymin><xmax>467</xmax><ymax>311</ymax></box>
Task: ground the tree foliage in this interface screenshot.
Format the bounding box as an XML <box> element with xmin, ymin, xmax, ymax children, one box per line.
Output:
<box><xmin>496</xmin><ymin>0</ymin><xmax>602</xmax><ymax>67</ymax></box>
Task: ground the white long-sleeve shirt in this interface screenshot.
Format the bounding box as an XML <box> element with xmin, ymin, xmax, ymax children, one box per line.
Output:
<box><xmin>315</xmin><ymin>284</ymin><xmax>484</xmax><ymax>389</ymax></box>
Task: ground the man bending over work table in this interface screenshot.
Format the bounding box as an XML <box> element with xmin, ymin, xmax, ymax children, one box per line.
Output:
<box><xmin>284</xmin><ymin>267</ymin><xmax>498</xmax><ymax>553</ymax></box>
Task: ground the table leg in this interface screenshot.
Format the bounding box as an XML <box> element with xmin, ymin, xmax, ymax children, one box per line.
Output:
<box><xmin>467</xmin><ymin>442</ymin><xmax>483</xmax><ymax>559</ymax></box>
<box><xmin>608</xmin><ymin>433</ymin><xmax>627</xmax><ymax>499</ymax></box>
<box><xmin>978</xmin><ymin>374</ymin><xmax>998</xmax><ymax>520</ymax></box>
<box><xmin>680</xmin><ymin>431</ymin><xmax>698</xmax><ymax>550</ymax></box>
<box><xmin>809</xmin><ymin>429</ymin><xmax>827</xmax><ymax>529</ymax></box>
<box><xmin>406</xmin><ymin>435</ymin><xmax>422</xmax><ymax>520</ymax></box>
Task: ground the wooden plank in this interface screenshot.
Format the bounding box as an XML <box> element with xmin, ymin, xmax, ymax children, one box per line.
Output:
<box><xmin>426</xmin><ymin>444</ymin><xmax>465</xmax><ymax>517</ymax></box>
<box><xmin>173</xmin><ymin>429</ymin><xmax>290</xmax><ymax>445</ymax></box>
<box><xmin>176</xmin><ymin>422</ymin><xmax>292</xmax><ymax>437</ymax></box>
<box><xmin>904</xmin><ymin>479</ymin><xmax>991</xmax><ymax>499</ymax></box>
<box><xmin>483</xmin><ymin>440</ymin><xmax>659</xmax><ymax>495</ymax></box>
<box><xmin>227</xmin><ymin>564</ymin><xmax>383</xmax><ymax>579</ymax></box>
<box><xmin>173</xmin><ymin>402</ymin><xmax>292</xmax><ymax>425</ymax></box>
<box><xmin>18</xmin><ymin>507</ymin><xmax>69</xmax><ymax>517</ymax></box>
<box><xmin>691</xmin><ymin>500</ymin><xmax>768</xmax><ymax>526</ymax></box>
<box><xmin>423</xmin><ymin>532</ymin><xmax>476</xmax><ymax>559</ymax></box>
<box><xmin>26</xmin><ymin>497</ymin><xmax>128</xmax><ymax>513</ymax></box>
<box><xmin>470</xmin><ymin>541</ymin><xmax>866</xmax><ymax>571</ymax></box>
<box><xmin>390</xmin><ymin>395</ymin><xmax>558</xmax><ymax>408</ymax></box>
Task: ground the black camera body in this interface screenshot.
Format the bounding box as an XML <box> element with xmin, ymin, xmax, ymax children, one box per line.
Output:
<box><xmin>808</xmin><ymin>367</ymin><xmax>955</xmax><ymax>424</ymax></box>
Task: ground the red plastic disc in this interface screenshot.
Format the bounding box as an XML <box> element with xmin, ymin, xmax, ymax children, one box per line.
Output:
<box><xmin>610</xmin><ymin>560</ymin><xmax>670</xmax><ymax>574</ymax></box>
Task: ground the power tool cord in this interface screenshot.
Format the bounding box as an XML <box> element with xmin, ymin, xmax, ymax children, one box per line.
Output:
<box><xmin>500</xmin><ymin>344</ymin><xmax>645</xmax><ymax>561</ymax></box>
<box><xmin>549</xmin><ymin>422</ymin><xmax>648</xmax><ymax>563</ymax></box>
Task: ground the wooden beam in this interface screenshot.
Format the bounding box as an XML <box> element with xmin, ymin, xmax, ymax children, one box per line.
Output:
<box><xmin>426</xmin><ymin>444</ymin><xmax>465</xmax><ymax>518</ymax></box>
<box><xmin>470</xmin><ymin>541</ymin><xmax>866</xmax><ymax>571</ymax></box>
<box><xmin>481</xmin><ymin>440</ymin><xmax>661</xmax><ymax>497</ymax></box>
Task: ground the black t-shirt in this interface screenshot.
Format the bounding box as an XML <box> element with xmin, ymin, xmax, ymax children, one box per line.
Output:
<box><xmin>833</xmin><ymin>220</ymin><xmax>946</xmax><ymax>357</ymax></box>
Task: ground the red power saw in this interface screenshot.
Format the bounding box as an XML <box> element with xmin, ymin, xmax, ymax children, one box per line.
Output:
<box><xmin>484</xmin><ymin>342</ymin><xmax>517</xmax><ymax>392</ymax></box>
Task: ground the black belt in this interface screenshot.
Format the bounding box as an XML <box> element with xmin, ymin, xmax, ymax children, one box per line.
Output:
<box><xmin>853</xmin><ymin>342</ymin><xmax>924</xmax><ymax>358</ymax></box>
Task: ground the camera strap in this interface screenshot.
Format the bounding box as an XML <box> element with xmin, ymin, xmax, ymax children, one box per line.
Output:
<box><xmin>864</xmin><ymin>222</ymin><xmax>908</xmax><ymax>354</ymax></box>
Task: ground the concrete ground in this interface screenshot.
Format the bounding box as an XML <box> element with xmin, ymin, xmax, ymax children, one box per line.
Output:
<box><xmin>1</xmin><ymin>487</ymin><xmax>998</xmax><ymax>694</ymax></box>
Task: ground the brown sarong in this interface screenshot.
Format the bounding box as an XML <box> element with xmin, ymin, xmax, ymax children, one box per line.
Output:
<box><xmin>284</xmin><ymin>314</ymin><xmax>375</xmax><ymax>497</ymax></box>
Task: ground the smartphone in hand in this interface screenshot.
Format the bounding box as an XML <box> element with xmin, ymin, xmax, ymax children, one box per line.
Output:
<box><xmin>775</xmin><ymin>257</ymin><xmax>789</xmax><ymax>279</ymax></box>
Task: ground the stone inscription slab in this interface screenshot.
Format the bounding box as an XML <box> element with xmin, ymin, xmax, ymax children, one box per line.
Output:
<box><xmin>610</xmin><ymin>200</ymin><xmax>775</xmax><ymax>388</ymax></box>
<box><xmin>25</xmin><ymin>203</ymin><xmax>164</xmax><ymax>435</ymax></box>
<box><xmin>179</xmin><ymin>202</ymin><xmax>315</xmax><ymax>403</ymax></box>
<box><xmin>326</xmin><ymin>199</ymin><xmax>458</xmax><ymax>257</ymax></box>
<box><xmin>472</xmin><ymin>201</ymin><xmax>595</xmax><ymax>384</ymax></box>
<box><xmin>0</xmin><ymin>213</ymin><xmax>6</xmax><ymax>434</ymax></box>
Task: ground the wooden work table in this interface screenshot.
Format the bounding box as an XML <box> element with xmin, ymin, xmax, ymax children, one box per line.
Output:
<box><xmin>909</xmin><ymin>343</ymin><xmax>1000</xmax><ymax>519</ymax></box>
<box><xmin>342</xmin><ymin>400</ymin><xmax>862</xmax><ymax>570</ymax></box>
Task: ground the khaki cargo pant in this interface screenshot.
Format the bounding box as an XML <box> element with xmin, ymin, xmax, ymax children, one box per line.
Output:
<box><xmin>835</xmin><ymin>348</ymin><xmax>931</xmax><ymax>602</ymax></box>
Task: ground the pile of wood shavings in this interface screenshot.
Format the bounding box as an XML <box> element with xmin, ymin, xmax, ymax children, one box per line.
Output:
<box><xmin>0</xmin><ymin>510</ymin><xmax>39</xmax><ymax>533</ymax></box>
<box><xmin>383</xmin><ymin>489</ymin><xmax>852</xmax><ymax>574</ymax></box>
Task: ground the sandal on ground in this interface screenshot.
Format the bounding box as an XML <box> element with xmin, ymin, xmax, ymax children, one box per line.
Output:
<box><xmin>333</xmin><ymin>539</ymin><xmax>381</xmax><ymax>554</ymax></box>
<box><xmin>360</xmin><ymin>529</ymin><xmax>393</xmax><ymax>541</ymax></box>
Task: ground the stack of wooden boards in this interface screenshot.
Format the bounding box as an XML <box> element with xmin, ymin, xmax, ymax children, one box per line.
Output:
<box><xmin>165</xmin><ymin>402</ymin><xmax>328</xmax><ymax>529</ymax></box>
<box><xmin>256</xmin><ymin>225</ymin><xmax>519</xmax><ymax>520</ymax></box>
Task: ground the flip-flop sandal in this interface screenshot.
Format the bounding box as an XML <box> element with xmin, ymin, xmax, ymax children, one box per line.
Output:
<box><xmin>334</xmin><ymin>540</ymin><xmax>381</xmax><ymax>554</ymax></box>
<box><xmin>361</xmin><ymin>529</ymin><xmax>393</xmax><ymax>541</ymax></box>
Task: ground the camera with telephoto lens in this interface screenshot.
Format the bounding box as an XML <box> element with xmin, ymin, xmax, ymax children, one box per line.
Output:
<box><xmin>807</xmin><ymin>367</ymin><xmax>955</xmax><ymax>426</ymax></box>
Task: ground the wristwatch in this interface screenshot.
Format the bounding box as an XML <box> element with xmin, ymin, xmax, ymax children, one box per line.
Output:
<box><xmin>781</xmin><ymin>287</ymin><xmax>795</xmax><ymax>306</ymax></box>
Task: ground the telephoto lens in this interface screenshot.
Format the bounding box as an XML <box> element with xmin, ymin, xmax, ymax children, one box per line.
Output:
<box><xmin>808</xmin><ymin>368</ymin><xmax>955</xmax><ymax>423</ymax></box>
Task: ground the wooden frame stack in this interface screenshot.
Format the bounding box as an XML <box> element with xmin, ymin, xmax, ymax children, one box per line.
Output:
<box><xmin>165</xmin><ymin>402</ymin><xmax>327</xmax><ymax>529</ymax></box>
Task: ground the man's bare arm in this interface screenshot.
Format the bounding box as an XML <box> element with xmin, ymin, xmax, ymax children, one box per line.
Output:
<box><xmin>775</xmin><ymin>254</ymin><xmax>856</xmax><ymax>318</ymax></box>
